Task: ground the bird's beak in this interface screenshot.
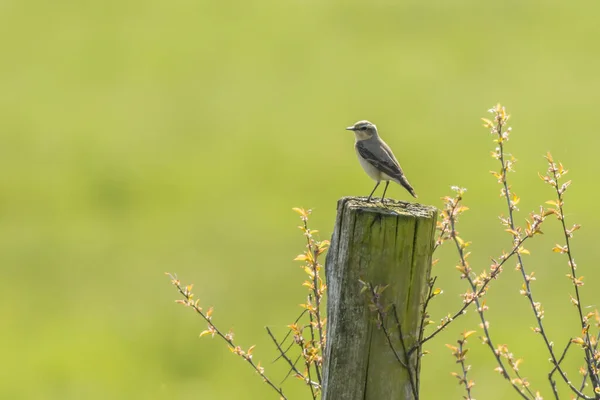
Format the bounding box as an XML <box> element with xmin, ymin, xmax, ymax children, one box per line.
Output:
<box><xmin>346</xmin><ymin>126</ymin><xmax>355</xmax><ymax>131</ymax></box>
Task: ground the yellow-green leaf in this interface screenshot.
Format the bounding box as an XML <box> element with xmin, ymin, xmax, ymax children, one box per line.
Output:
<box><xmin>292</xmin><ymin>207</ymin><xmax>306</xmax><ymax>216</ymax></box>
<box><xmin>463</xmin><ymin>330</ymin><xmax>477</xmax><ymax>339</ymax></box>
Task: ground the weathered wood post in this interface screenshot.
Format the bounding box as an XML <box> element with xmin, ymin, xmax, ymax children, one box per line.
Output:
<box><xmin>322</xmin><ymin>197</ymin><xmax>437</xmax><ymax>400</ymax></box>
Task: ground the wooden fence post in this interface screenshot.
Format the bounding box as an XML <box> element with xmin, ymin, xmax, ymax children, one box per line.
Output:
<box><xmin>322</xmin><ymin>197</ymin><xmax>438</xmax><ymax>400</ymax></box>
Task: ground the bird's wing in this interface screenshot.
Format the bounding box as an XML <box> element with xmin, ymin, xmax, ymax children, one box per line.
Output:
<box><xmin>357</xmin><ymin>139</ymin><xmax>418</xmax><ymax>198</ymax></box>
<box><xmin>356</xmin><ymin>139</ymin><xmax>405</xmax><ymax>180</ymax></box>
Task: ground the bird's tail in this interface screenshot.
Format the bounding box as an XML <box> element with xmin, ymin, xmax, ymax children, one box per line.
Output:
<box><xmin>395</xmin><ymin>176</ymin><xmax>418</xmax><ymax>198</ymax></box>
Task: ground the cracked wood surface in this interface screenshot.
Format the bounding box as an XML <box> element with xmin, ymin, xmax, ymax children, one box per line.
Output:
<box><xmin>322</xmin><ymin>197</ymin><xmax>437</xmax><ymax>400</ymax></box>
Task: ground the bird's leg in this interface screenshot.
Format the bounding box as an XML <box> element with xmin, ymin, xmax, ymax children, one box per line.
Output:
<box><xmin>381</xmin><ymin>181</ymin><xmax>390</xmax><ymax>203</ymax></box>
<box><xmin>367</xmin><ymin>181</ymin><xmax>380</xmax><ymax>202</ymax></box>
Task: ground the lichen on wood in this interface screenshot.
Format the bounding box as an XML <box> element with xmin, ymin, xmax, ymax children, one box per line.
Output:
<box><xmin>322</xmin><ymin>197</ymin><xmax>437</xmax><ymax>400</ymax></box>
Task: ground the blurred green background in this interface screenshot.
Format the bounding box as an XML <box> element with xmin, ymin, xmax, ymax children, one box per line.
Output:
<box><xmin>2</xmin><ymin>0</ymin><xmax>599</xmax><ymax>399</ymax></box>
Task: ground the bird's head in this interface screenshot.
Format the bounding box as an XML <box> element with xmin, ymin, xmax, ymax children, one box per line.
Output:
<box><xmin>346</xmin><ymin>120</ymin><xmax>378</xmax><ymax>140</ymax></box>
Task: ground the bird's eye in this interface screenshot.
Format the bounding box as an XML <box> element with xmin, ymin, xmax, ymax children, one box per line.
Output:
<box><xmin>359</xmin><ymin>126</ymin><xmax>367</xmax><ymax>131</ymax></box>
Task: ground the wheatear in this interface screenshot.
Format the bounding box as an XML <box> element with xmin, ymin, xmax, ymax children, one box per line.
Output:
<box><xmin>346</xmin><ymin>120</ymin><xmax>417</xmax><ymax>202</ymax></box>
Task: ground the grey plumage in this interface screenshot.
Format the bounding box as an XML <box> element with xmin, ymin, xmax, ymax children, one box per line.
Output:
<box><xmin>355</xmin><ymin>138</ymin><xmax>417</xmax><ymax>197</ymax></box>
<box><xmin>346</xmin><ymin>120</ymin><xmax>417</xmax><ymax>201</ymax></box>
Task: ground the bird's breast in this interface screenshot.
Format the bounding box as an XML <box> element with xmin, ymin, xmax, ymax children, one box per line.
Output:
<box><xmin>355</xmin><ymin>146</ymin><xmax>381</xmax><ymax>181</ymax></box>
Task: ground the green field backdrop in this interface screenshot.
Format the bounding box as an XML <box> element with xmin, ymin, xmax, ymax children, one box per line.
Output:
<box><xmin>2</xmin><ymin>1</ymin><xmax>600</xmax><ymax>399</ymax></box>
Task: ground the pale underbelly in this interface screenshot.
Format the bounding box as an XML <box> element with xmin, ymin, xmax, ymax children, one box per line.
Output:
<box><xmin>356</xmin><ymin>152</ymin><xmax>399</xmax><ymax>183</ymax></box>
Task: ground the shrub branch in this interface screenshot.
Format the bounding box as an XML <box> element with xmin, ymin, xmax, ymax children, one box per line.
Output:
<box><xmin>486</xmin><ymin>105</ymin><xmax>592</xmax><ymax>399</ymax></box>
<box><xmin>166</xmin><ymin>274</ymin><xmax>288</xmax><ymax>400</ymax></box>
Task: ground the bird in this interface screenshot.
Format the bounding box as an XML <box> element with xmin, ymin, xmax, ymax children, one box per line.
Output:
<box><xmin>346</xmin><ymin>120</ymin><xmax>417</xmax><ymax>202</ymax></box>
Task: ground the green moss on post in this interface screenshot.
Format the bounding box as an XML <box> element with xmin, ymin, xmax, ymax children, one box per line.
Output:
<box><xmin>322</xmin><ymin>197</ymin><xmax>437</xmax><ymax>400</ymax></box>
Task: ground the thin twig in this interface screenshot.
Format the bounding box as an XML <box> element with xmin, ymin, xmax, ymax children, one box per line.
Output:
<box><xmin>577</xmin><ymin>331</ymin><xmax>600</xmax><ymax>399</ymax></box>
<box><xmin>548</xmin><ymin>158</ymin><xmax>600</xmax><ymax>393</ymax></box>
<box><xmin>265</xmin><ymin>327</ymin><xmax>321</xmax><ymax>390</ymax></box>
<box><xmin>490</xmin><ymin>113</ymin><xmax>592</xmax><ymax>399</ymax></box>
<box><xmin>434</xmin><ymin>222</ymin><xmax>449</xmax><ymax>253</ymax></box>
<box><xmin>271</xmin><ymin>309</ymin><xmax>307</xmax><ymax>366</ymax></box>
<box><xmin>304</xmin><ymin>354</ymin><xmax>318</xmax><ymax>400</ymax></box>
<box><xmin>365</xmin><ymin>283</ymin><xmax>418</xmax><ymax>399</ymax></box>
<box><xmin>288</xmin><ymin>324</ymin><xmax>319</xmax><ymax>400</ymax></box>
<box><xmin>414</xmin><ymin>277</ymin><xmax>436</xmax><ymax>391</ymax></box>
<box><xmin>410</xmin><ymin>235</ymin><xmax>529</xmax><ymax>354</ymax></box>
<box><xmin>292</xmin><ymin>209</ymin><xmax>327</xmax><ymax>395</ymax></box>
<box><xmin>457</xmin><ymin>338</ymin><xmax>474</xmax><ymax>400</ymax></box>
<box><xmin>366</xmin><ymin>284</ymin><xmax>408</xmax><ymax>370</ymax></box>
<box><xmin>549</xmin><ymin>339</ymin><xmax>573</xmax><ymax>400</ymax></box>
<box><xmin>303</xmin><ymin>222</ymin><xmax>326</xmax><ymax>353</ymax></box>
<box><xmin>167</xmin><ymin>274</ymin><xmax>288</xmax><ymax>400</ymax></box>
<box><xmin>392</xmin><ymin>304</ymin><xmax>419</xmax><ymax>399</ymax></box>
<box><xmin>306</xmin><ymin>295</ymin><xmax>322</xmax><ymax>384</ymax></box>
<box><xmin>448</xmin><ymin>213</ymin><xmax>532</xmax><ymax>400</ymax></box>
<box><xmin>280</xmin><ymin>354</ymin><xmax>303</xmax><ymax>385</ymax></box>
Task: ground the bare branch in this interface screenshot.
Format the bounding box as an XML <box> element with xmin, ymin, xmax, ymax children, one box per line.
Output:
<box><xmin>166</xmin><ymin>274</ymin><xmax>288</xmax><ymax>400</ymax></box>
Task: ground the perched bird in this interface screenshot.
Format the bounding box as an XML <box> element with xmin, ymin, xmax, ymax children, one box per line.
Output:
<box><xmin>346</xmin><ymin>120</ymin><xmax>417</xmax><ymax>202</ymax></box>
